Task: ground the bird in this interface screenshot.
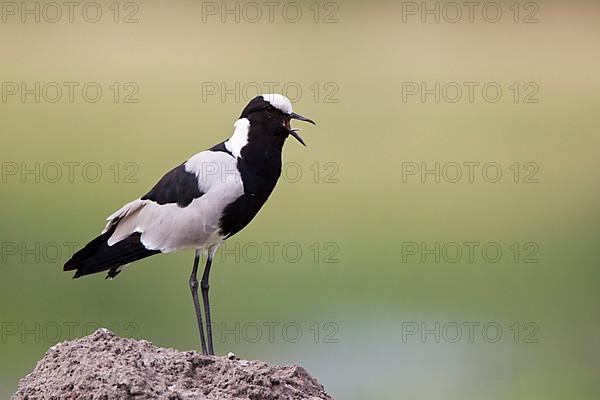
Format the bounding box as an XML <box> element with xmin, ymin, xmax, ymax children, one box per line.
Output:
<box><xmin>64</xmin><ymin>94</ymin><xmax>316</xmax><ymax>355</ymax></box>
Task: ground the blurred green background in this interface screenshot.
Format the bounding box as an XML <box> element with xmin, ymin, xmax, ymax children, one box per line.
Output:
<box><xmin>1</xmin><ymin>0</ymin><xmax>599</xmax><ymax>398</ymax></box>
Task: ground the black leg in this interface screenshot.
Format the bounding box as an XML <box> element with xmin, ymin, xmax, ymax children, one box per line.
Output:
<box><xmin>201</xmin><ymin>251</ymin><xmax>215</xmax><ymax>355</ymax></box>
<box><xmin>189</xmin><ymin>249</ymin><xmax>208</xmax><ymax>355</ymax></box>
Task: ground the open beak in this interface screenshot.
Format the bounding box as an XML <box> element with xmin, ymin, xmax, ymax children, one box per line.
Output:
<box><xmin>287</xmin><ymin>112</ymin><xmax>316</xmax><ymax>146</ymax></box>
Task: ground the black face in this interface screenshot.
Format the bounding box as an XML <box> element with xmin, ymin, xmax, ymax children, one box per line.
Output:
<box><xmin>240</xmin><ymin>96</ymin><xmax>315</xmax><ymax>146</ymax></box>
<box><xmin>240</xmin><ymin>97</ymin><xmax>288</xmax><ymax>125</ymax></box>
<box><xmin>239</xmin><ymin>96</ymin><xmax>282</xmax><ymax>117</ymax></box>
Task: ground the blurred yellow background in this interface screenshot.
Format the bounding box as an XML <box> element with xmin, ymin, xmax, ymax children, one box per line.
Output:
<box><xmin>1</xmin><ymin>0</ymin><xmax>599</xmax><ymax>398</ymax></box>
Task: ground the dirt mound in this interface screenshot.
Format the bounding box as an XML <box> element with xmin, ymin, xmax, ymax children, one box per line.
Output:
<box><xmin>12</xmin><ymin>328</ymin><xmax>333</xmax><ymax>400</ymax></box>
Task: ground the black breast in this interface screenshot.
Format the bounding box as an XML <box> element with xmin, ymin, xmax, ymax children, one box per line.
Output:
<box><xmin>216</xmin><ymin>114</ymin><xmax>287</xmax><ymax>238</ymax></box>
<box><xmin>218</xmin><ymin>151</ymin><xmax>282</xmax><ymax>239</ymax></box>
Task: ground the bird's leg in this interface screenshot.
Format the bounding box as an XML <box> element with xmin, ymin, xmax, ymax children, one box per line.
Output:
<box><xmin>200</xmin><ymin>250</ymin><xmax>215</xmax><ymax>355</ymax></box>
<box><xmin>189</xmin><ymin>249</ymin><xmax>208</xmax><ymax>355</ymax></box>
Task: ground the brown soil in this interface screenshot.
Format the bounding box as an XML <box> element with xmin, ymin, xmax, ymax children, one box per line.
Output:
<box><xmin>12</xmin><ymin>329</ymin><xmax>333</xmax><ymax>400</ymax></box>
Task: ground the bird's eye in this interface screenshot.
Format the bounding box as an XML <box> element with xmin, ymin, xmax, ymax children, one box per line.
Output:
<box><xmin>265</xmin><ymin>106</ymin><xmax>278</xmax><ymax>117</ymax></box>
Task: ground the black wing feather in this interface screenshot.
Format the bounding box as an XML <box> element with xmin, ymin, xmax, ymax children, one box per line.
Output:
<box><xmin>141</xmin><ymin>163</ymin><xmax>203</xmax><ymax>207</ymax></box>
<box><xmin>64</xmin><ymin>226</ymin><xmax>160</xmax><ymax>279</ymax></box>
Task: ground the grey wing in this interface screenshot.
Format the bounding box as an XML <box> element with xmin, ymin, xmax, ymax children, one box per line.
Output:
<box><xmin>103</xmin><ymin>150</ymin><xmax>244</xmax><ymax>253</ymax></box>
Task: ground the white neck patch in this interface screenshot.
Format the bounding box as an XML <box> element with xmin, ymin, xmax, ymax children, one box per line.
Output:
<box><xmin>225</xmin><ymin>118</ymin><xmax>250</xmax><ymax>158</ymax></box>
<box><xmin>262</xmin><ymin>93</ymin><xmax>292</xmax><ymax>114</ymax></box>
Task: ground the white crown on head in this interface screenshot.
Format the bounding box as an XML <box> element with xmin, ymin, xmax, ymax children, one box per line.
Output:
<box><xmin>261</xmin><ymin>93</ymin><xmax>293</xmax><ymax>115</ymax></box>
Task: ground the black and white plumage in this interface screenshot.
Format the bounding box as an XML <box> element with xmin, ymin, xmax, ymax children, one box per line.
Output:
<box><xmin>64</xmin><ymin>94</ymin><xmax>316</xmax><ymax>354</ymax></box>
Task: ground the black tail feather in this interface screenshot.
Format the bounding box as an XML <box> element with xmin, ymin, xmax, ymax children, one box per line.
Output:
<box><xmin>64</xmin><ymin>228</ymin><xmax>160</xmax><ymax>278</ymax></box>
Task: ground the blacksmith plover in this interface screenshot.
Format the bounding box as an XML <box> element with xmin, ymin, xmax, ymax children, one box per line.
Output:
<box><xmin>64</xmin><ymin>94</ymin><xmax>316</xmax><ymax>355</ymax></box>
